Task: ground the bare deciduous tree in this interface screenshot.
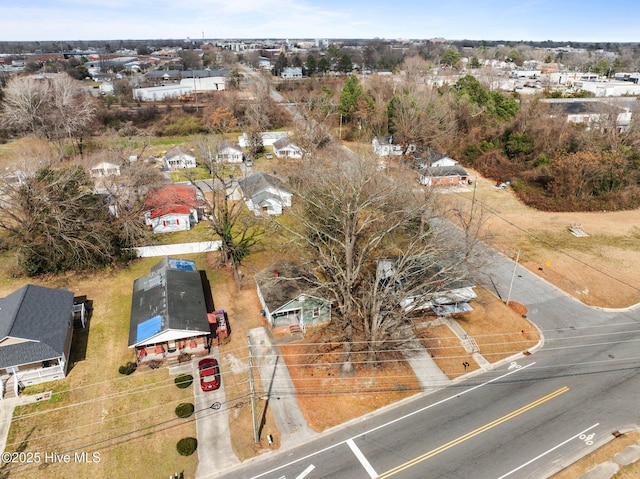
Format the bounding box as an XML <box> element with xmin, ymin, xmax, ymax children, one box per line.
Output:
<box><xmin>282</xmin><ymin>154</ymin><xmax>481</xmax><ymax>372</ymax></box>
<box><xmin>0</xmin><ymin>73</ymin><xmax>97</xmax><ymax>157</ymax></box>
<box><xmin>185</xmin><ymin>158</ymin><xmax>269</xmax><ymax>290</ymax></box>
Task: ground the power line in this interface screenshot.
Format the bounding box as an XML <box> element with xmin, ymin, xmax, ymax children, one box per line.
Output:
<box><xmin>452</xmin><ymin>185</ymin><xmax>640</xmax><ymax>294</ymax></box>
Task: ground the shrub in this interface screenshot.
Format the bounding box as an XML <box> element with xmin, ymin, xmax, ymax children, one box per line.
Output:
<box><xmin>174</xmin><ymin>374</ymin><xmax>193</xmax><ymax>389</ymax></box>
<box><xmin>147</xmin><ymin>359</ymin><xmax>162</xmax><ymax>369</ymax></box>
<box><xmin>160</xmin><ymin>116</ymin><xmax>207</xmax><ymax>136</ymax></box>
<box><xmin>118</xmin><ymin>362</ymin><xmax>137</xmax><ymax>375</ymax></box>
<box><xmin>176</xmin><ymin>437</ymin><xmax>198</xmax><ymax>456</ymax></box>
<box><xmin>175</xmin><ymin>402</ymin><xmax>195</xmax><ymax>418</ymax></box>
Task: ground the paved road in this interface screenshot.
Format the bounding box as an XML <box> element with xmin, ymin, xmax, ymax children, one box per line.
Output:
<box><xmin>213</xmin><ymin>244</ymin><xmax>639</xmax><ymax>479</ymax></box>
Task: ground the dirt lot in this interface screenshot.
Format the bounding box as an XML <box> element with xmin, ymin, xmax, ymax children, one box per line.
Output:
<box><xmin>458</xmin><ymin>169</ymin><xmax>640</xmax><ymax>308</ymax></box>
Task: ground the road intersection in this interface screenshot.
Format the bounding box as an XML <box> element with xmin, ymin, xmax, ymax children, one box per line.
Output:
<box><xmin>209</xmin><ymin>243</ymin><xmax>639</xmax><ymax>478</ymax></box>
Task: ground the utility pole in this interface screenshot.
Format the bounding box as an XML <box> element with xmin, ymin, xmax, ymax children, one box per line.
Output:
<box><xmin>506</xmin><ymin>250</ymin><xmax>520</xmax><ymax>306</ymax></box>
<box><xmin>247</xmin><ymin>335</ymin><xmax>260</xmax><ymax>444</ymax></box>
<box><xmin>469</xmin><ymin>176</ymin><xmax>478</xmax><ymax>222</ymax></box>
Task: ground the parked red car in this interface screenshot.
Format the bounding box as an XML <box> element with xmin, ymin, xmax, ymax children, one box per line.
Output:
<box><xmin>198</xmin><ymin>358</ymin><xmax>221</xmax><ymax>391</ymax></box>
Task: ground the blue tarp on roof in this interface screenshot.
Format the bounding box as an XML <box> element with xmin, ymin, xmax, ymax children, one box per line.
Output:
<box><xmin>137</xmin><ymin>315</ymin><xmax>162</xmax><ymax>343</ymax></box>
<box><xmin>168</xmin><ymin>259</ymin><xmax>196</xmax><ymax>271</ymax></box>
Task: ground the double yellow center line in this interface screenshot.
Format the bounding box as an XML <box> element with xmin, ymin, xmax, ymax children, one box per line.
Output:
<box><xmin>376</xmin><ymin>386</ymin><xmax>570</xmax><ymax>478</ymax></box>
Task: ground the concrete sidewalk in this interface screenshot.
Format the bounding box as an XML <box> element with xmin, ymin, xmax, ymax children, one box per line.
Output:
<box><xmin>247</xmin><ymin>327</ymin><xmax>315</xmax><ymax>449</ymax></box>
<box><xmin>577</xmin><ymin>440</ymin><xmax>640</xmax><ymax>479</ymax></box>
<box><xmin>0</xmin><ymin>390</ymin><xmax>52</xmax><ymax>453</ymax></box>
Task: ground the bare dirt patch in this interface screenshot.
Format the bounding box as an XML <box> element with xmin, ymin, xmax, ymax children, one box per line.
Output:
<box><xmin>280</xmin><ymin>326</ymin><xmax>422</xmax><ymax>432</ymax></box>
<box><xmin>459</xmin><ymin>169</ymin><xmax>640</xmax><ymax>308</ymax></box>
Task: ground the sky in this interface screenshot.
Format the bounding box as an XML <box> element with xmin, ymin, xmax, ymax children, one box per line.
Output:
<box><xmin>1</xmin><ymin>0</ymin><xmax>639</xmax><ymax>43</ymax></box>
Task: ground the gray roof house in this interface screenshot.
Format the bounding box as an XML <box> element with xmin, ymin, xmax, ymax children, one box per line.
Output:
<box><xmin>377</xmin><ymin>256</ymin><xmax>476</xmax><ymax>314</ymax></box>
<box><xmin>273</xmin><ymin>138</ymin><xmax>304</xmax><ymax>159</ymax></box>
<box><xmin>164</xmin><ymin>146</ymin><xmax>196</xmax><ymax>169</ymax></box>
<box><xmin>238</xmin><ymin>172</ymin><xmax>292</xmax><ymax>216</ymax></box>
<box><xmin>128</xmin><ymin>258</ymin><xmax>213</xmax><ymax>362</ymax></box>
<box><xmin>0</xmin><ymin>285</ymin><xmax>75</xmax><ymax>390</ymax></box>
<box><xmin>419</xmin><ymin>165</ymin><xmax>470</xmax><ymax>187</ymax></box>
<box><xmin>215</xmin><ymin>141</ymin><xmax>244</xmax><ymax>164</ymax></box>
<box><xmin>255</xmin><ymin>260</ymin><xmax>331</xmax><ymax>331</ymax></box>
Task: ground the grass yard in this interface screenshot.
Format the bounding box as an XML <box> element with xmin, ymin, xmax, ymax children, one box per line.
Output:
<box><xmin>0</xmin><ymin>256</ymin><xmax>216</xmax><ymax>479</ymax></box>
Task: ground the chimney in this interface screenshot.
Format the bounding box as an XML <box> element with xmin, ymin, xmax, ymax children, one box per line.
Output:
<box><xmin>273</xmin><ymin>270</ymin><xmax>279</xmax><ymax>278</ymax></box>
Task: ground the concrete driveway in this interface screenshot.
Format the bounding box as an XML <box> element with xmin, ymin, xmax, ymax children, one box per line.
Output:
<box><xmin>192</xmin><ymin>349</ymin><xmax>240</xmax><ymax>478</ymax></box>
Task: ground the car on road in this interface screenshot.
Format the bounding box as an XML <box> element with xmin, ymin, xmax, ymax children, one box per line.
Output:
<box><xmin>265</xmin><ymin>152</ymin><xmax>273</xmax><ymax>160</ymax></box>
<box><xmin>198</xmin><ymin>358</ymin><xmax>221</xmax><ymax>391</ymax></box>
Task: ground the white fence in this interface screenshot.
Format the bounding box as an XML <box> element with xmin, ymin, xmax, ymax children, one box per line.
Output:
<box><xmin>133</xmin><ymin>241</ymin><xmax>222</xmax><ymax>258</ymax></box>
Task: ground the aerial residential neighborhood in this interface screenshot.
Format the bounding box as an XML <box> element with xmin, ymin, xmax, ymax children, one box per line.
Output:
<box><xmin>0</xmin><ymin>4</ymin><xmax>640</xmax><ymax>478</ymax></box>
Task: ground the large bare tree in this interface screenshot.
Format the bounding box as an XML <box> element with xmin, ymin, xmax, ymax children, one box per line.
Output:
<box><xmin>0</xmin><ymin>73</ymin><xmax>97</xmax><ymax>157</ymax></box>
<box><xmin>282</xmin><ymin>154</ymin><xmax>481</xmax><ymax>372</ymax></box>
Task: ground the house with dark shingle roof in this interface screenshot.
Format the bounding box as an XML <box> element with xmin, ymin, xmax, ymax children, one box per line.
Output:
<box><xmin>255</xmin><ymin>260</ymin><xmax>331</xmax><ymax>331</ymax></box>
<box><xmin>128</xmin><ymin>258</ymin><xmax>213</xmax><ymax>363</ymax></box>
<box><xmin>238</xmin><ymin>172</ymin><xmax>292</xmax><ymax>216</ymax></box>
<box><xmin>419</xmin><ymin>165</ymin><xmax>470</xmax><ymax>187</ymax></box>
<box><xmin>0</xmin><ymin>285</ymin><xmax>75</xmax><ymax>390</ymax></box>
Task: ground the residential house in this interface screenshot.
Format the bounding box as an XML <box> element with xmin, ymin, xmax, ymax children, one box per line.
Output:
<box><xmin>281</xmin><ymin>67</ymin><xmax>303</xmax><ymax>79</ymax></box>
<box><xmin>144</xmin><ymin>184</ymin><xmax>202</xmax><ymax>234</ymax></box>
<box><xmin>541</xmin><ymin>98</ymin><xmax>635</xmax><ymax>133</ymax></box>
<box><xmin>419</xmin><ymin>165</ymin><xmax>470</xmax><ymax>187</ymax></box>
<box><xmin>90</xmin><ymin>161</ymin><xmax>121</xmax><ymax>178</ymax></box>
<box><xmin>0</xmin><ymin>285</ymin><xmax>77</xmax><ymax>392</ymax></box>
<box><xmin>273</xmin><ymin>138</ymin><xmax>304</xmax><ymax>159</ymax></box>
<box><xmin>128</xmin><ymin>258</ymin><xmax>214</xmax><ymax>363</ymax></box>
<box><xmin>255</xmin><ymin>260</ymin><xmax>331</xmax><ymax>331</ymax></box>
<box><xmin>372</xmin><ymin>136</ymin><xmax>403</xmax><ymax>157</ymax></box>
<box><xmin>412</xmin><ymin>149</ymin><xmax>459</xmax><ymax>170</ymax></box>
<box><xmin>377</xmin><ymin>256</ymin><xmax>476</xmax><ymax>315</ymax></box>
<box><xmin>238</xmin><ymin>131</ymin><xmax>290</xmax><ymax>148</ymax></box>
<box><xmin>238</xmin><ymin>172</ymin><xmax>292</xmax><ymax>216</ymax></box>
<box><xmin>215</xmin><ymin>141</ymin><xmax>244</xmax><ymax>164</ymax></box>
<box><xmin>164</xmin><ymin>146</ymin><xmax>197</xmax><ymax>169</ymax></box>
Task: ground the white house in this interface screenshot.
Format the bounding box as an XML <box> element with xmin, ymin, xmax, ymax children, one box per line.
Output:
<box><xmin>430</xmin><ymin>157</ymin><xmax>458</xmax><ymax>167</ymax></box>
<box><xmin>238</xmin><ymin>131</ymin><xmax>291</xmax><ymax>147</ymax></box>
<box><xmin>143</xmin><ymin>185</ymin><xmax>202</xmax><ymax>234</ymax></box>
<box><xmin>164</xmin><ymin>146</ymin><xmax>196</xmax><ymax>169</ymax></box>
<box><xmin>273</xmin><ymin>138</ymin><xmax>305</xmax><ymax>159</ymax></box>
<box><xmin>281</xmin><ymin>67</ymin><xmax>303</xmax><ymax>79</ymax></box>
<box><xmin>238</xmin><ymin>172</ymin><xmax>292</xmax><ymax>216</ymax></box>
<box><xmin>377</xmin><ymin>257</ymin><xmax>477</xmax><ymax>314</ymax></box>
<box><xmin>372</xmin><ymin>136</ymin><xmax>403</xmax><ymax>157</ymax></box>
<box><xmin>90</xmin><ymin>161</ymin><xmax>121</xmax><ymax>178</ymax></box>
<box><xmin>133</xmin><ymin>85</ymin><xmax>194</xmax><ymax>102</ymax></box>
<box><xmin>215</xmin><ymin>141</ymin><xmax>244</xmax><ymax>164</ymax></box>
